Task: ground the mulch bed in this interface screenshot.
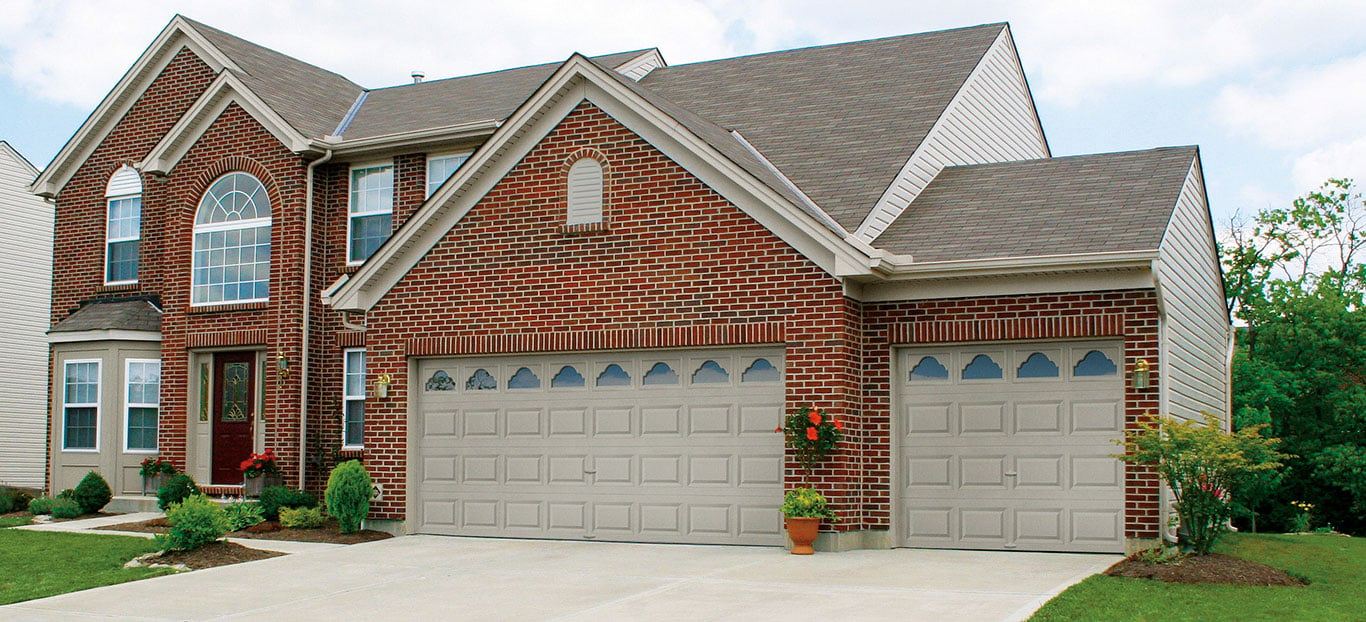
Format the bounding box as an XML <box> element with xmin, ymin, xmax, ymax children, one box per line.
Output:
<box><xmin>98</xmin><ymin>517</ymin><xmax>392</xmax><ymax>545</ymax></box>
<box><xmin>1105</xmin><ymin>552</ymin><xmax>1307</xmax><ymax>586</ymax></box>
<box><xmin>149</xmin><ymin>541</ymin><xmax>283</xmax><ymax>570</ymax></box>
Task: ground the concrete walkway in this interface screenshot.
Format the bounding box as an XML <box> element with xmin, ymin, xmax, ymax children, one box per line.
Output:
<box><xmin>15</xmin><ymin>512</ymin><xmax>343</xmax><ymax>554</ymax></box>
<box><xmin>1</xmin><ymin>535</ymin><xmax>1117</xmax><ymax>621</ymax></box>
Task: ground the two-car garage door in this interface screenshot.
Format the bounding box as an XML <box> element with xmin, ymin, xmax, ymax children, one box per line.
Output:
<box><xmin>413</xmin><ymin>348</ymin><xmax>786</xmax><ymax>545</ymax></box>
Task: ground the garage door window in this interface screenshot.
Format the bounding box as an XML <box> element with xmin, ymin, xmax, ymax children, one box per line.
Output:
<box><xmin>643</xmin><ymin>362</ymin><xmax>679</xmax><ymax>385</ymax></box>
<box><xmin>508</xmin><ymin>367</ymin><xmax>541</xmax><ymax>389</ymax></box>
<box><xmin>692</xmin><ymin>360</ymin><xmax>729</xmax><ymax>384</ymax></box>
<box><xmin>742</xmin><ymin>358</ymin><xmax>780</xmax><ymax>382</ymax></box>
<box><xmin>426</xmin><ymin>370</ymin><xmax>456</xmax><ymax>391</ymax></box>
<box><xmin>1074</xmin><ymin>351</ymin><xmax>1118</xmax><ymax>377</ymax></box>
<box><xmin>1016</xmin><ymin>352</ymin><xmax>1060</xmax><ymax>379</ymax></box>
<box><xmin>466</xmin><ymin>369</ymin><xmax>497</xmax><ymax>390</ymax></box>
<box><xmin>961</xmin><ymin>354</ymin><xmax>1004</xmax><ymax>380</ymax></box>
<box><xmin>909</xmin><ymin>356</ymin><xmax>950</xmax><ymax>381</ymax></box>
<box><xmin>596</xmin><ymin>364</ymin><xmax>631</xmax><ymax>387</ymax></box>
<box><xmin>551</xmin><ymin>365</ymin><xmax>585</xmax><ymax>388</ymax></box>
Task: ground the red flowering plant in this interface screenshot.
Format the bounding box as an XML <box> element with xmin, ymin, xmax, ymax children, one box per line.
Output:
<box><xmin>138</xmin><ymin>456</ymin><xmax>176</xmax><ymax>477</ymax></box>
<box><xmin>776</xmin><ymin>405</ymin><xmax>844</xmax><ymax>485</ymax></box>
<box><xmin>240</xmin><ymin>449</ymin><xmax>280</xmax><ymax>479</ymax></box>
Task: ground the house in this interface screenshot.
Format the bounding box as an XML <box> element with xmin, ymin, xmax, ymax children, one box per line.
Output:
<box><xmin>0</xmin><ymin>141</ymin><xmax>52</xmax><ymax>489</ymax></box>
<box><xmin>35</xmin><ymin>15</ymin><xmax>1229</xmax><ymax>553</ymax></box>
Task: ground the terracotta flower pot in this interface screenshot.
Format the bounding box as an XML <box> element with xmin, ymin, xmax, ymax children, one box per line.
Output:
<box><xmin>785</xmin><ymin>516</ymin><xmax>821</xmax><ymax>555</ymax></box>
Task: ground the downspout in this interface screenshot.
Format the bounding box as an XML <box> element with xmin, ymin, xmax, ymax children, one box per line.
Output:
<box><xmin>301</xmin><ymin>149</ymin><xmax>334</xmax><ymax>488</ymax></box>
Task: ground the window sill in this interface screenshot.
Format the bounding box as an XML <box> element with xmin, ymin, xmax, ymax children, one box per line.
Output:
<box><xmin>339</xmin><ymin>447</ymin><xmax>364</xmax><ymax>459</ymax></box>
<box><xmin>98</xmin><ymin>282</ymin><xmax>140</xmax><ymax>294</ymax></box>
<box><xmin>187</xmin><ymin>301</ymin><xmax>269</xmax><ymax>314</ymax></box>
<box><xmin>561</xmin><ymin>222</ymin><xmax>608</xmax><ymax>235</ymax></box>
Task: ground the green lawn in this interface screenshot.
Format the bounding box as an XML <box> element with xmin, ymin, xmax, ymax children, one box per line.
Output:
<box><xmin>0</xmin><ymin>515</ymin><xmax>32</xmax><ymax>528</ymax></box>
<box><xmin>1032</xmin><ymin>534</ymin><xmax>1365</xmax><ymax>621</ymax></box>
<box><xmin>0</xmin><ymin>530</ymin><xmax>174</xmax><ymax>605</ymax></box>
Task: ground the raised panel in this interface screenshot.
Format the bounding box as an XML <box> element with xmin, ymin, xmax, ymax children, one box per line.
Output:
<box><xmin>906</xmin><ymin>508</ymin><xmax>953</xmax><ymax>540</ymax></box>
<box><xmin>641</xmin><ymin>456</ymin><xmax>682</xmax><ymax>485</ymax></box>
<box><xmin>423</xmin><ymin>457</ymin><xmax>455</xmax><ymax>482</ymax></box>
<box><xmin>641</xmin><ymin>407</ymin><xmax>681</xmax><ymax>434</ymax></box>
<box><xmin>906</xmin><ymin>456</ymin><xmax>952</xmax><ymax>488</ymax></box>
<box><xmin>907</xmin><ymin>404</ymin><xmax>951</xmax><ymax>434</ymax></box>
<box><xmin>548</xmin><ymin>503</ymin><xmax>586</xmax><ymax>530</ymax></box>
<box><xmin>505</xmin><ymin>455</ymin><xmax>542</xmax><ymax>484</ymax></box>
<box><xmin>462</xmin><ymin>500</ymin><xmax>497</xmax><ymax>527</ymax></box>
<box><xmin>594</xmin><ymin>408</ymin><xmax>632</xmax><ymax>435</ymax></box>
<box><xmin>593</xmin><ymin>503</ymin><xmax>633</xmax><ymax>532</ymax></box>
<box><xmin>1072</xmin><ymin>456</ymin><xmax>1123</xmax><ymax>488</ymax></box>
<box><xmin>689</xmin><ymin>406</ymin><xmax>731</xmax><ymax>434</ymax></box>
<box><xmin>506</xmin><ymin>409</ymin><xmax>542</xmax><ymax>436</ymax></box>
<box><xmin>594</xmin><ymin>456</ymin><xmax>633</xmax><ymax>484</ymax></box>
<box><xmin>549</xmin><ymin>409</ymin><xmax>586</xmax><ymax>436</ymax></box>
<box><xmin>461</xmin><ymin>456</ymin><xmax>497</xmax><ymax>484</ymax></box>
<box><xmin>424</xmin><ymin>501</ymin><xmax>455</xmax><ymax>526</ymax></box>
<box><xmin>1015</xmin><ymin>402</ymin><xmax>1063</xmax><ymax>433</ymax></box>
<box><xmin>1071</xmin><ymin>401</ymin><xmax>1122</xmax><ymax>433</ymax></box>
<box><xmin>548</xmin><ymin>456</ymin><xmax>586</xmax><ymax>483</ymax></box>
<box><xmin>960</xmin><ymin>456</ymin><xmax>1006</xmax><ymax>487</ymax></box>
<box><xmin>640</xmin><ymin>504</ymin><xmax>681</xmax><ymax>533</ymax></box>
<box><xmin>738</xmin><ymin>456</ymin><xmax>781</xmax><ymax>486</ymax></box>
<box><xmin>1015</xmin><ymin>455</ymin><xmax>1063</xmax><ymax>488</ymax></box>
<box><xmin>738</xmin><ymin>405</ymin><xmax>781</xmax><ymax>434</ymax></box>
<box><xmin>1015</xmin><ymin>509</ymin><xmax>1063</xmax><ymax>543</ymax></box>
<box><xmin>1071</xmin><ymin>510</ymin><xmax>1122</xmax><ymax>543</ymax></box>
<box><xmin>739</xmin><ymin>506</ymin><xmax>782</xmax><ymax>536</ymax></box>
<box><xmin>505</xmin><ymin>502</ymin><xmax>542</xmax><ymax>529</ymax></box>
<box><xmin>960</xmin><ymin>403</ymin><xmax>1006</xmax><ymax>434</ymax></box>
<box><xmin>463</xmin><ymin>410</ymin><xmax>498</xmax><ymax>437</ymax></box>
<box><xmin>424</xmin><ymin>411</ymin><xmax>457</xmax><ymax>436</ymax></box>
<box><xmin>960</xmin><ymin>509</ymin><xmax>1006</xmax><ymax>540</ymax></box>
<box><xmin>688</xmin><ymin>505</ymin><xmax>730</xmax><ymax>534</ymax></box>
<box><xmin>689</xmin><ymin>456</ymin><xmax>730</xmax><ymax>485</ymax></box>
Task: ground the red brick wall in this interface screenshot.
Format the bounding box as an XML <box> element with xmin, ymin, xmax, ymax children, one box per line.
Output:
<box><xmin>360</xmin><ymin>102</ymin><xmax>860</xmax><ymax>520</ymax></box>
<box><xmin>864</xmin><ymin>290</ymin><xmax>1163</xmax><ymax>539</ymax></box>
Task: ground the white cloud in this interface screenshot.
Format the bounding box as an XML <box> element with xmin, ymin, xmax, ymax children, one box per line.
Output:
<box><xmin>1212</xmin><ymin>53</ymin><xmax>1366</xmax><ymax>151</ymax></box>
<box><xmin>1291</xmin><ymin>135</ymin><xmax>1366</xmax><ymax>192</ymax></box>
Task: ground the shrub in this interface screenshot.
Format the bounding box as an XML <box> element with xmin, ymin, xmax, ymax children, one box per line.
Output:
<box><xmin>223</xmin><ymin>501</ymin><xmax>265</xmax><ymax>531</ymax></box>
<box><xmin>157</xmin><ymin>494</ymin><xmax>229</xmax><ymax>551</ymax></box>
<box><xmin>780</xmin><ymin>487</ymin><xmax>838</xmax><ymax>520</ymax></box>
<box><xmin>50</xmin><ymin>498</ymin><xmax>83</xmax><ymax>519</ymax></box>
<box><xmin>57</xmin><ymin>489</ymin><xmax>75</xmax><ymax>500</ymax></box>
<box><xmin>1115</xmin><ymin>413</ymin><xmax>1287</xmax><ymax>555</ymax></box>
<box><xmin>73</xmin><ymin>471</ymin><xmax>113</xmax><ymax>514</ymax></box>
<box><xmin>28</xmin><ymin>497</ymin><xmax>54</xmax><ymax>515</ymax></box>
<box><xmin>0</xmin><ymin>487</ymin><xmax>34</xmax><ymax>514</ymax></box>
<box><xmin>279</xmin><ymin>505</ymin><xmax>325</xmax><ymax>529</ymax></box>
<box><xmin>157</xmin><ymin>473</ymin><xmax>200</xmax><ymax>511</ymax></box>
<box><xmin>326</xmin><ymin>460</ymin><xmax>372</xmax><ymax>533</ymax></box>
<box><xmin>258</xmin><ymin>486</ymin><xmax>317</xmax><ymax>521</ymax></box>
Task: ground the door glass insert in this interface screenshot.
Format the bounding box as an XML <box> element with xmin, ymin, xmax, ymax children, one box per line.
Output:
<box><xmin>741</xmin><ymin>358</ymin><xmax>780</xmax><ymax>383</ymax></box>
<box><xmin>692</xmin><ymin>360</ymin><xmax>729</xmax><ymax>384</ymax></box>
<box><xmin>1017</xmin><ymin>353</ymin><xmax>1060</xmax><ymax>378</ymax></box>
<box><xmin>552</xmin><ymin>365</ymin><xmax>585</xmax><ymax>388</ymax></box>
<box><xmin>221</xmin><ymin>361</ymin><xmax>250</xmax><ymax>422</ymax></box>
<box><xmin>961</xmin><ymin>354</ymin><xmax>1003</xmax><ymax>380</ymax></box>
<box><xmin>1074</xmin><ymin>350</ymin><xmax>1118</xmax><ymax>377</ymax></box>
<box><xmin>643</xmin><ymin>362</ymin><xmax>679</xmax><ymax>385</ymax></box>
<box><xmin>909</xmin><ymin>356</ymin><xmax>949</xmax><ymax>381</ymax></box>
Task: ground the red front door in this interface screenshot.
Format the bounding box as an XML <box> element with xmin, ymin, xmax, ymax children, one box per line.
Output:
<box><xmin>212</xmin><ymin>351</ymin><xmax>256</xmax><ymax>485</ymax></box>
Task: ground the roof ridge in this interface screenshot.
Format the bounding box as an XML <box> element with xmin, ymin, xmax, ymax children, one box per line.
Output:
<box><xmin>658</xmin><ymin>22</ymin><xmax>1007</xmax><ymax>70</ymax></box>
<box><xmin>365</xmin><ymin>50</ymin><xmax>652</xmax><ymax>93</ymax></box>
<box><xmin>177</xmin><ymin>15</ymin><xmax>364</xmax><ymax>89</ymax></box>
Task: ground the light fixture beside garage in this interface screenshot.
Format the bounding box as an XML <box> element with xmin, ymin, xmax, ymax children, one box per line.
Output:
<box><xmin>1132</xmin><ymin>359</ymin><xmax>1151</xmax><ymax>390</ymax></box>
<box><xmin>276</xmin><ymin>353</ymin><xmax>289</xmax><ymax>379</ymax></box>
<box><xmin>372</xmin><ymin>373</ymin><xmax>392</xmax><ymax>399</ymax></box>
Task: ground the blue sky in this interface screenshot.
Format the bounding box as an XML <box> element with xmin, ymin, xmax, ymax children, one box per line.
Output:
<box><xmin>2</xmin><ymin>0</ymin><xmax>1363</xmax><ymax>228</ymax></box>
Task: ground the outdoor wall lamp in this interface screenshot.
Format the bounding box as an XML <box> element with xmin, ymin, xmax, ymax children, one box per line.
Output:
<box><xmin>373</xmin><ymin>373</ymin><xmax>393</xmax><ymax>399</ymax></box>
<box><xmin>276</xmin><ymin>354</ymin><xmax>290</xmax><ymax>379</ymax></box>
<box><xmin>1132</xmin><ymin>359</ymin><xmax>1151</xmax><ymax>390</ymax></box>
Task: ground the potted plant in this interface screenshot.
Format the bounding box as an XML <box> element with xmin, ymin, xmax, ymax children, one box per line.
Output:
<box><xmin>138</xmin><ymin>457</ymin><xmax>177</xmax><ymax>495</ymax></box>
<box><xmin>240</xmin><ymin>449</ymin><xmax>283</xmax><ymax>497</ymax></box>
<box><xmin>776</xmin><ymin>405</ymin><xmax>844</xmax><ymax>554</ymax></box>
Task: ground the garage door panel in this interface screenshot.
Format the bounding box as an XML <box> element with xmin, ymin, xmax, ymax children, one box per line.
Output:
<box><xmin>414</xmin><ymin>348</ymin><xmax>784</xmax><ymax>545</ymax></box>
<box><xmin>898</xmin><ymin>341</ymin><xmax>1125</xmax><ymax>553</ymax></box>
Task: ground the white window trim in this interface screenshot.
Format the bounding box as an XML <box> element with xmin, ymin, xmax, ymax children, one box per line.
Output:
<box><xmin>123</xmin><ymin>358</ymin><xmax>160</xmax><ymax>454</ymax></box>
<box><xmin>342</xmin><ymin>347</ymin><xmax>365</xmax><ymax>449</ymax></box>
<box><xmin>104</xmin><ymin>193</ymin><xmax>141</xmax><ymax>286</ymax></box>
<box><xmin>425</xmin><ymin>152</ymin><xmax>473</xmax><ymax>198</ymax></box>
<box><xmin>347</xmin><ymin>162</ymin><xmax>395</xmax><ymax>266</ymax></box>
<box><xmin>62</xmin><ymin>359</ymin><xmax>101</xmax><ymax>453</ymax></box>
<box><xmin>190</xmin><ymin>172</ymin><xmax>273</xmax><ymax>307</ymax></box>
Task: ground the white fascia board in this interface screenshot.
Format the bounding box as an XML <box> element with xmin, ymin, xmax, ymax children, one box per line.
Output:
<box><xmin>878</xmin><ymin>249</ymin><xmax>1159</xmax><ymax>280</ymax></box>
<box><xmin>48</xmin><ymin>329</ymin><xmax>162</xmax><ymax>344</ymax></box>
<box><xmin>141</xmin><ymin>72</ymin><xmax>312</xmax><ymax>174</ymax></box>
<box><xmin>30</xmin><ymin>17</ymin><xmax>237</xmax><ymax>197</ymax></box>
<box><xmin>329</xmin><ymin>55</ymin><xmax>877</xmax><ymax>312</ymax></box>
<box><xmin>321</xmin><ymin>120</ymin><xmax>501</xmax><ymax>158</ymax></box>
<box><xmin>862</xmin><ymin>266</ymin><xmax>1154</xmax><ymax>302</ymax></box>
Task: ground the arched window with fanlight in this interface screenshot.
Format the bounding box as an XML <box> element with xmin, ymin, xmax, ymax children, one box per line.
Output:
<box><xmin>191</xmin><ymin>172</ymin><xmax>271</xmax><ymax>305</ymax></box>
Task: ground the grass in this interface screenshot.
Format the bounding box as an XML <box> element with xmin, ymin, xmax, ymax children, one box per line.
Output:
<box><xmin>0</xmin><ymin>530</ymin><xmax>174</xmax><ymax>605</ymax></box>
<box><xmin>1032</xmin><ymin>533</ymin><xmax>1365</xmax><ymax>621</ymax></box>
<box><xmin>0</xmin><ymin>515</ymin><xmax>32</xmax><ymax>528</ymax></box>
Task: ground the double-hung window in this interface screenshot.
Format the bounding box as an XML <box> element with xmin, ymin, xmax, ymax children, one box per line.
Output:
<box><xmin>125</xmin><ymin>359</ymin><xmax>160</xmax><ymax>452</ymax></box>
<box><xmin>63</xmin><ymin>360</ymin><xmax>100</xmax><ymax>451</ymax></box>
<box><xmin>425</xmin><ymin>152</ymin><xmax>471</xmax><ymax>198</ymax></box>
<box><xmin>348</xmin><ymin>164</ymin><xmax>393</xmax><ymax>264</ymax></box>
<box><xmin>105</xmin><ymin>166</ymin><xmax>142</xmax><ymax>284</ymax></box>
<box><xmin>343</xmin><ymin>349</ymin><xmax>365</xmax><ymax>448</ymax></box>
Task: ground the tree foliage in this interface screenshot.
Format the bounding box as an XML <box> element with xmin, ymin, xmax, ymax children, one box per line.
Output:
<box><xmin>1222</xmin><ymin>178</ymin><xmax>1366</xmax><ymax>534</ymax></box>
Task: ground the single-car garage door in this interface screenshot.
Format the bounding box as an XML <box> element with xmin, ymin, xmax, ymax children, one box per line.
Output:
<box><xmin>896</xmin><ymin>341</ymin><xmax>1126</xmax><ymax>553</ymax></box>
<box><xmin>414</xmin><ymin>348</ymin><xmax>785</xmax><ymax>545</ymax></box>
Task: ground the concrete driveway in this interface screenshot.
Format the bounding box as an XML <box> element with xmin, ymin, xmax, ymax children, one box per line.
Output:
<box><xmin>2</xmin><ymin>536</ymin><xmax>1116</xmax><ymax>621</ymax></box>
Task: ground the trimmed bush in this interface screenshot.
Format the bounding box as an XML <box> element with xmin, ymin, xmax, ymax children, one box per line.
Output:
<box><xmin>28</xmin><ymin>497</ymin><xmax>54</xmax><ymax>515</ymax></box>
<box><xmin>57</xmin><ymin>489</ymin><xmax>75</xmax><ymax>500</ymax></box>
<box><xmin>325</xmin><ymin>460</ymin><xmax>372</xmax><ymax>533</ymax></box>
<box><xmin>259</xmin><ymin>486</ymin><xmax>317</xmax><ymax>521</ymax></box>
<box><xmin>73</xmin><ymin>471</ymin><xmax>113</xmax><ymax>514</ymax></box>
<box><xmin>158</xmin><ymin>494</ymin><xmax>229</xmax><ymax>551</ymax></box>
<box><xmin>50</xmin><ymin>498</ymin><xmax>82</xmax><ymax>519</ymax></box>
<box><xmin>0</xmin><ymin>487</ymin><xmax>34</xmax><ymax>514</ymax></box>
<box><xmin>279</xmin><ymin>505</ymin><xmax>325</xmax><ymax>529</ymax></box>
<box><xmin>157</xmin><ymin>473</ymin><xmax>200</xmax><ymax>511</ymax></box>
<box><xmin>223</xmin><ymin>501</ymin><xmax>265</xmax><ymax>531</ymax></box>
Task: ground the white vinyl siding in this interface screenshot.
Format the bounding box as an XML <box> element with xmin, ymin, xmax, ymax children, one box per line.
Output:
<box><xmin>426</xmin><ymin>153</ymin><xmax>471</xmax><ymax>198</ymax></box>
<box><xmin>566</xmin><ymin>159</ymin><xmax>603</xmax><ymax>225</ymax></box>
<box><xmin>105</xmin><ymin>165</ymin><xmax>142</xmax><ymax>284</ymax></box>
<box><xmin>63</xmin><ymin>360</ymin><xmax>101</xmax><ymax>451</ymax></box>
<box><xmin>343</xmin><ymin>348</ymin><xmax>365</xmax><ymax>448</ymax></box>
<box><xmin>124</xmin><ymin>359</ymin><xmax>160</xmax><ymax>452</ymax></box>
<box><xmin>1158</xmin><ymin>159</ymin><xmax>1231</xmax><ymax>423</ymax></box>
<box><xmin>859</xmin><ymin>27</ymin><xmax>1049</xmax><ymax>244</ymax></box>
<box><xmin>0</xmin><ymin>143</ymin><xmax>51</xmax><ymax>486</ymax></box>
<box><xmin>349</xmin><ymin>164</ymin><xmax>394</xmax><ymax>264</ymax></box>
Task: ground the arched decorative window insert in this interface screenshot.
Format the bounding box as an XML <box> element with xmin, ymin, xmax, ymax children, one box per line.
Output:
<box><xmin>597</xmin><ymin>364</ymin><xmax>631</xmax><ymax>387</ymax></box>
<box><xmin>741</xmin><ymin>359</ymin><xmax>781</xmax><ymax>383</ymax></box>
<box><xmin>692</xmin><ymin>360</ymin><xmax>730</xmax><ymax>384</ymax></box>
<box><xmin>192</xmin><ymin>172</ymin><xmax>271</xmax><ymax>305</ymax></box>
<box><xmin>1017</xmin><ymin>353</ymin><xmax>1060</xmax><ymax>378</ymax></box>
<box><xmin>909</xmin><ymin>356</ymin><xmax>949</xmax><ymax>381</ymax></box>
<box><xmin>551</xmin><ymin>365</ymin><xmax>585</xmax><ymax>388</ymax></box>
<box><xmin>105</xmin><ymin>165</ymin><xmax>142</xmax><ymax>284</ymax></box>
<box><xmin>566</xmin><ymin>158</ymin><xmax>603</xmax><ymax>225</ymax></box>
<box><xmin>962</xmin><ymin>354</ymin><xmax>1003</xmax><ymax>380</ymax></box>
<box><xmin>1074</xmin><ymin>351</ymin><xmax>1118</xmax><ymax>377</ymax></box>
<box><xmin>466</xmin><ymin>369</ymin><xmax>497</xmax><ymax>391</ymax></box>
<box><xmin>508</xmin><ymin>367</ymin><xmax>541</xmax><ymax>390</ymax></box>
<box><xmin>643</xmin><ymin>362</ymin><xmax>679</xmax><ymax>385</ymax></box>
<box><xmin>426</xmin><ymin>370</ymin><xmax>456</xmax><ymax>391</ymax></box>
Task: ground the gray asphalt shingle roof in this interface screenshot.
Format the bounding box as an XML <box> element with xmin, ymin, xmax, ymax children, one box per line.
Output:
<box><xmin>872</xmin><ymin>147</ymin><xmax>1197</xmax><ymax>262</ymax></box>
<box><xmin>51</xmin><ymin>300</ymin><xmax>162</xmax><ymax>333</ymax></box>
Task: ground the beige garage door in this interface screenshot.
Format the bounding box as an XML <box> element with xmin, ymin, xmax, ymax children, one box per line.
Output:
<box><xmin>414</xmin><ymin>348</ymin><xmax>786</xmax><ymax>545</ymax></box>
<box><xmin>896</xmin><ymin>341</ymin><xmax>1126</xmax><ymax>553</ymax></box>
